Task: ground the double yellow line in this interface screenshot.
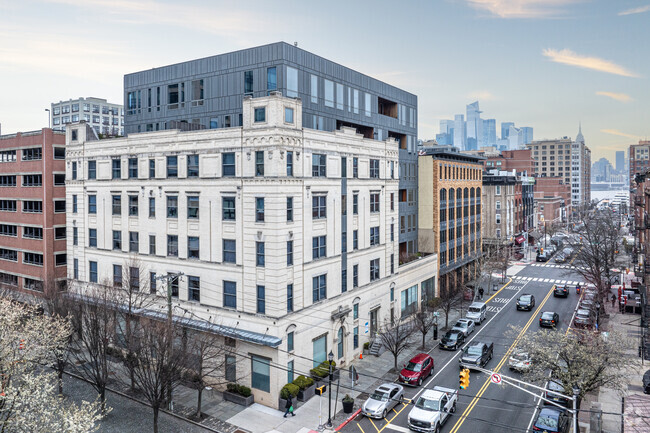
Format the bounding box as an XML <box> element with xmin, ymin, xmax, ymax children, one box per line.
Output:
<box><xmin>448</xmin><ymin>286</ymin><xmax>555</xmax><ymax>433</ymax></box>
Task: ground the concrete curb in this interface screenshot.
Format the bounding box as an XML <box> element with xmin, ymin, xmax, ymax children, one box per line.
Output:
<box><xmin>62</xmin><ymin>369</ymin><xmax>224</xmax><ymax>433</ymax></box>
<box><xmin>335</xmin><ymin>408</ymin><xmax>361</xmax><ymax>431</ymax></box>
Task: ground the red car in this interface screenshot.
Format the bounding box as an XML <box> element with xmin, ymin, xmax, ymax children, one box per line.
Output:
<box><xmin>398</xmin><ymin>353</ymin><xmax>434</xmax><ymax>386</ymax></box>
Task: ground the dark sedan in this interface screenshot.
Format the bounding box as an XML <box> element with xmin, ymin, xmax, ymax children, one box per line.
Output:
<box><xmin>533</xmin><ymin>407</ymin><xmax>569</xmax><ymax>433</ymax></box>
<box><xmin>539</xmin><ymin>311</ymin><xmax>559</xmax><ymax>328</ymax></box>
<box><xmin>573</xmin><ymin>309</ymin><xmax>595</xmax><ymax>329</ymax></box>
<box><xmin>553</xmin><ymin>285</ymin><xmax>569</xmax><ymax>298</ymax></box>
<box><xmin>439</xmin><ymin>330</ymin><xmax>465</xmax><ymax>351</ymax></box>
<box><xmin>544</xmin><ymin>380</ymin><xmax>570</xmax><ymax>407</ymax></box>
<box><xmin>516</xmin><ymin>294</ymin><xmax>536</xmax><ymax>311</ymax></box>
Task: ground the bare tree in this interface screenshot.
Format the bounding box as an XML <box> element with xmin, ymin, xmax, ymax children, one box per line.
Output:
<box><xmin>43</xmin><ymin>277</ymin><xmax>73</xmax><ymax>396</ymax></box>
<box><xmin>69</xmin><ymin>282</ymin><xmax>117</xmax><ymax>413</ymax></box>
<box><xmin>514</xmin><ymin>326</ymin><xmax>635</xmax><ymax>399</ymax></box>
<box><xmin>438</xmin><ymin>285</ymin><xmax>462</xmax><ymax>329</ymax></box>
<box><xmin>184</xmin><ymin>329</ymin><xmax>230</xmax><ymax>419</ymax></box>
<box><xmin>412</xmin><ymin>305</ymin><xmax>436</xmax><ymax>349</ymax></box>
<box><xmin>378</xmin><ymin>317</ymin><xmax>414</xmax><ymax>371</ymax></box>
<box><xmin>128</xmin><ymin>317</ymin><xmax>187</xmax><ymax>433</ymax></box>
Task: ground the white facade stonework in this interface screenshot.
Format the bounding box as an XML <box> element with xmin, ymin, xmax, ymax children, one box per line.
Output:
<box><xmin>65</xmin><ymin>94</ymin><xmax>437</xmax><ymax>408</ymax></box>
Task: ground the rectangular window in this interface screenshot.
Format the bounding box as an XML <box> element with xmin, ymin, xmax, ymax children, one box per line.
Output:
<box><xmin>353</xmin><ymin>89</ymin><xmax>359</xmax><ymax>114</ymax></box>
<box><xmin>112</xmin><ymin>195</ymin><xmax>121</xmax><ymax>215</ymax></box>
<box><xmin>22</xmin><ymin>148</ymin><xmax>42</xmax><ymax>161</ymax></box>
<box><xmin>400</xmin><ymin>284</ymin><xmax>418</xmax><ymax>317</ymax></box>
<box><xmin>312</xmin><ymin>154</ymin><xmax>326</xmax><ymax>177</ymax></box>
<box><xmin>391</xmin><ymin>223</ymin><xmax>394</xmax><ymax>241</ymax></box>
<box><xmin>254</xmin><ymin>107</ymin><xmax>266</xmax><ymax>123</ymax></box>
<box><xmin>111</xmin><ymin>264</ymin><xmax>122</xmax><ymax>287</ymax></box>
<box><xmin>191</xmin><ymin>79</ymin><xmax>204</xmax><ymax>101</ymax></box>
<box><xmin>22</xmin><ymin>226</ymin><xmax>41</xmax><ymax>239</ymax></box>
<box><xmin>312</xmin><ymin>235</ymin><xmax>326</xmax><ymax>259</ymax></box>
<box><xmin>310</xmin><ymin>74</ymin><xmax>318</xmax><ymax>104</ymax></box>
<box><xmin>312</xmin><ymin>274</ymin><xmax>327</xmax><ymax>302</ymax></box>
<box><xmin>87</xmin><ymin>160</ymin><xmax>96</xmax><ymax>179</ymax></box>
<box><xmin>23</xmin><ymin>174</ymin><xmax>43</xmax><ymax>187</ymax></box>
<box><xmin>255</xmin><ymin>198</ymin><xmax>264</xmax><ymax>222</ymax></box>
<box><xmin>188</xmin><ymin>276</ymin><xmax>200</xmax><ymax>302</ymax></box>
<box><xmin>390</xmin><ymin>193</ymin><xmax>394</xmax><ymax>211</ymax></box>
<box><xmin>244</xmin><ymin>71</ymin><xmax>253</xmax><ymax>94</ymax></box>
<box><xmin>166</xmin><ymin>156</ymin><xmax>178</xmax><ymax>178</ymax></box>
<box><xmin>112</xmin><ymin>230</ymin><xmax>122</xmax><ymax>250</ymax></box>
<box><xmin>336</xmin><ymin>83</ymin><xmax>344</xmax><ymax>110</ymax></box>
<box><xmin>128</xmin><ymin>195</ymin><xmax>138</xmax><ymax>216</ymax></box>
<box><xmin>287</xmin><ymin>284</ymin><xmax>293</xmax><ymax>312</ymax></box>
<box><xmin>288</xmin><ymin>360</ymin><xmax>294</xmax><ymax>383</ymax></box>
<box><xmin>128</xmin><ymin>232</ymin><xmax>138</xmax><ymax>252</ymax></box>
<box><xmin>267</xmin><ymin>67</ymin><xmax>277</xmax><ymax>91</ymax></box>
<box><xmin>287</xmin><ymin>240</ymin><xmax>293</xmax><ymax>266</ymax></box>
<box><xmin>286</xmin><ymin>67</ymin><xmax>298</xmax><ymax>98</ymax></box>
<box><xmin>222</xmin><ymin>152</ymin><xmax>235</xmax><ymax>177</ymax></box>
<box><xmin>370</xmin><ymin>226</ymin><xmax>379</xmax><ymax>246</ymax></box>
<box><xmin>391</xmin><ymin>253</ymin><xmax>395</xmax><ymax>274</ymax></box>
<box><xmin>256</xmin><ymin>285</ymin><xmax>265</xmax><ymax>314</ymax></box>
<box><xmin>187</xmin><ymin>196</ymin><xmax>199</xmax><ymax>219</ymax></box>
<box><xmin>287</xmin><ymin>331</ymin><xmax>294</xmax><ymax>352</ymax></box>
<box><xmin>225</xmin><ymin>354</ymin><xmax>236</xmax><ymax>382</ymax></box>
<box><xmin>0</xmin><ymin>200</ymin><xmax>16</xmax><ymax>212</ymax></box>
<box><xmin>169</xmin><ymin>274</ymin><xmax>178</xmax><ymax>297</ymax></box>
<box><xmin>112</xmin><ymin>159</ymin><xmax>121</xmax><ymax>179</ymax></box>
<box><xmin>284</xmin><ymin>107</ymin><xmax>294</xmax><ymax>123</ymax></box>
<box><xmin>287</xmin><ymin>151</ymin><xmax>293</xmax><ymax>176</ymax></box>
<box><xmin>0</xmin><ymin>248</ymin><xmax>17</xmax><ymax>262</ymax></box>
<box><xmin>128</xmin><ymin>158</ymin><xmax>138</xmax><ymax>178</ymax></box>
<box><xmin>370</xmin><ymin>258</ymin><xmax>380</xmax><ymax>281</ymax></box>
<box><xmin>251</xmin><ymin>355</ymin><xmax>270</xmax><ymax>392</ymax></box>
<box><xmin>223</xmin><ymin>281</ymin><xmax>236</xmax><ymax>308</ymax></box>
<box><xmin>72</xmin><ymin>194</ymin><xmax>78</xmax><ymax>213</ymax></box>
<box><xmin>167</xmin><ymin>196</ymin><xmax>178</xmax><ymax>218</ymax></box>
<box><xmin>168</xmin><ymin>84</ymin><xmax>179</xmax><ymax>105</ymax></box>
<box><xmin>128</xmin><ymin>266</ymin><xmax>139</xmax><ymax>290</ymax></box>
<box><xmin>0</xmin><ymin>175</ymin><xmax>16</xmax><ymax>187</ymax></box>
<box><xmin>73</xmin><ymin>258</ymin><xmax>79</xmax><ymax>279</ymax></box>
<box><xmin>150</xmin><ymin>272</ymin><xmax>157</xmax><ymax>294</ymax></box>
<box><xmin>54</xmin><ymin>200</ymin><xmax>66</xmax><ymax>213</ymax></box>
<box><xmin>286</xmin><ymin>197</ymin><xmax>293</xmax><ymax>222</ymax></box>
<box><xmin>353</xmin><ymin>230</ymin><xmax>358</xmax><ymax>250</ymax></box>
<box><xmin>55</xmin><ymin>226</ymin><xmax>66</xmax><ymax>239</ymax></box>
<box><xmin>312</xmin><ymin>195</ymin><xmax>326</xmax><ymax>219</ymax></box>
<box><xmin>167</xmin><ymin>235</ymin><xmax>178</xmax><ymax>257</ymax></box>
<box><xmin>324</xmin><ymin>80</ymin><xmax>334</xmax><ymax>107</ymax></box>
<box><xmin>222</xmin><ymin>196</ymin><xmax>235</xmax><ymax>220</ymax></box>
<box><xmin>256</xmin><ymin>241</ymin><xmax>265</xmax><ymax>267</ymax></box>
<box><xmin>370</xmin><ymin>159</ymin><xmax>380</xmax><ymax>178</ymax></box>
<box><xmin>89</xmin><ymin>261</ymin><xmax>98</xmax><ymax>283</ymax></box>
<box><xmin>148</xmin><ymin>197</ymin><xmax>155</xmax><ymax>217</ymax></box>
<box><xmin>223</xmin><ymin>239</ymin><xmax>236</xmax><ymax>263</ymax></box>
<box><xmin>187</xmin><ymin>155</ymin><xmax>199</xmax><ymax>177</ymax></box>
<box><xmin>370</xmin><ymin>193</ymin><xmax>380</xmax><ymax>213</ymax></box>
<box><xmin>255</xmin><ymin>151</ymin><xmax>264</xmax><ymax>176</ymax></box>
<box><xmin>352</xmin><ymin>193</ymin><xmax>358</xmax><ymax>215</ymax></box>
<box><xmin>149</xmin><ymin>235</ymin><xmax>156</xmax><ymax>255</ymax></box>
<box><xmin>353</xmin><ymin>157</ymin><xmax>359</xmax><ymax>178</ymax></box>
<box><xmin>365</xmin><ymin>93</ymin><xmax>371</xmax><ymax>117</ymax></box>
<box><xmin>341</xmin><ymin>269</ymin><xmax>347</xmax><ymax>293</ymax></box>
<box><xmin>0</xmin><ymin>224</ymin><xmax>15</xmax><ymax>237</ymax></box>
<box><xmin>71</xmin><ymin>161</ymin><xmax>77</xmax><ymax>180</ymax></box>
<box><xmin>23</xmin><ymin>201</ymin><xmax>42</xmax><ymax>213</ymax></box>
<box><xmin>149</xmin><ymin>159</ymin><xmax>155</xmax><ymax>178</ymax></box>
<box><xmin>188</xmin><ymin>236</ymin><xmax>199</xmax><ymax>259</ymax></box>
<box><xmin>88</xmin><ymin>228</ymin><xmax>97</xmax><ymax>247</ymax></box>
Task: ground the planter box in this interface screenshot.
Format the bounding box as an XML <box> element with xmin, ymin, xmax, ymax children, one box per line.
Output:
<box><xmin>297</xmin><ymin>383</ymin><xmax>316</xmax><ymax>402</ymax></box>
<box><xmin>223</xmin><ymin>390</ymin><xmax>254</xmax><ymax>407</ymax></box>
<box><xmin>278</xmin><ymin>397</ymin><xmax>301</xmax><ymax>411</ymax></box>
<box><xmin>310</xmin><ymin>369</ymin><xmax>340</xmax><ymax>383</ymax></box>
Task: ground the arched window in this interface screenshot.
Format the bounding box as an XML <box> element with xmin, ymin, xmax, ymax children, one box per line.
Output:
<box><xmin>440</xmin><ymin>189</ymin><xmax>446</xmax><ymax>202</ymax></box>
<box><xmin>337</xmin><ymin>327</ymin><xmax>344</xmax><ymax>359</ymax></box>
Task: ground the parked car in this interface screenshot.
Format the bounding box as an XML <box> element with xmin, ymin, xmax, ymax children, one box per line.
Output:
<box><xmin>407</xmin><ymin>386</ymin><xmax>457</xmax><ymax>433</ymax></box>
<box><xmin>362</xmin><ymin>383</ymin><xmax>404</xmax><ymax>419</ymax></box>
<box><xmin>554</xmin><ymin>253</ymin><xmax>567</xmax><ymax>263</ymax></box>
<box><xmin>440</xmin><ymin>330</ymin><xmax>465</xmax><ymax>351</ymax></box>
<box><xmin>459</xmin><ymin>341</ymin><xmax>493</xmax><ymax>369</ymax></box>
<box><xmin>536</xmin><ymin>251</ymin><xmax>550</xmax><ymax>262</ymax></box>
<box><xmin>544</xmin><ymin>380</ymin><xmax>570</xmax><ymax>407</ymax></box>
<box><xmin>573</xmin><ymin>309</ymin><xmax>596</xmax><ymax>329</ymax></box>
<box><xmin>516</xmin><ymin>294</ymin><xmax>536</xmax><ymax>311</ymax></box>
<box><xmin>399</xmin><ymin>353</ymin><xmax>434</xmax><ymax>386</ymax></box>
<box><xmin>643</xmin><ymin>369</ymin><xmax>650</xmax><ymax>394</ymax></box>
<box><xmin>532</xmin><ymin>407</ymin><xmax>569</xmax><ymax>432</ymax></box>
<box><xmin>553</xmin><ymin>285</ymin><xmax>569</xmax><ymax>298</ymax></box>
<box><xmin>508</xmin><ymin>351</ymin><xmax>531</xmax><ymax>372</ymax></box>
<box><xmin>539</xmin><ymin>311</ymin><xmax>559</xmax><ymax>328</ymax></box>
<box><xmin>466</xmin><ymin>302</ymin><xmax>487</xmax><ymax>324</ymax></box>
<box><xmin>451</xmin><ymin>319</ymin><xmax>475</xmax><ymax>337</ymax></box>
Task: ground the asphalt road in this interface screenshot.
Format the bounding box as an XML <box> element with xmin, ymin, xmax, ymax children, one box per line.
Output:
<box><xmin>341</xmin><ymin>259</ymin><xmax>584</xmax><ymax>433</ymax></box>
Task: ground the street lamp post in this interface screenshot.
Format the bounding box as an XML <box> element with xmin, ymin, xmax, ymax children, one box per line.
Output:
<box><xmin>572</xmin><ymin>386</ymin><xmax>580</xmax><ymax>433</ymax></box>
<box><xmin>327</xmin><ymin>351</ymin><xmax>334</xmax><ymax>428</ymax></box>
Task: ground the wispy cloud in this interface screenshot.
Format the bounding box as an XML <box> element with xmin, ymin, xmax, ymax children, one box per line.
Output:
<box><xmin>467</xmin><ymin>90</ymin><xmax>496</xmax><ymax>101</ymax></box>
<box><xmin>618</xmin><ymin>4</ymin><xmax>650</xmax><ymax>15</ymax></box>
<box><xmin>601</xmin><ymin>129</ymin><xmax>641</xmax><ymax>140</ymax></box>
<box><xmin>542</xmin><ymin>48</ymin><xmax>639</xmax><ymax>77</ymax></box>
<box><xmin>596</xmin><ymin>91</ymin><xmax>633</xmax><ymax>102</ymax></box>
<box><xmin>465</xmin><ymin>0</ymin><xmax>580</xmax><ymax>18</ymax></box>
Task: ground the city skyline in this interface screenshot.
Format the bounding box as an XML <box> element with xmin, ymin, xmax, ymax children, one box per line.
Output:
<box><xmin>1</xmin><ymin>0</ymin><xmax>648</xmax><ymax>163</ymax></box>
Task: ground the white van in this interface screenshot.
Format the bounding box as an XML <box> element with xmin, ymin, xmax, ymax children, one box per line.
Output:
<box><xmin>466</xmin><ymin>302</ymin><xmax>487</xmax><ymax>325</ymax></box>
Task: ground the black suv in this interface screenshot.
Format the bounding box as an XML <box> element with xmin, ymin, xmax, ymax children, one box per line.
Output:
<box><xmin>459</xmin><ymin>341</ymin><xmax>494</xmax><ymax>369</ymax></box>
<box><xmin>554</xmin><ymin>285</ymin><xmax>569</xmax><ymax>298</ymax></box>
<box><xmin>516</xmin><ymin>294</ymin><xmax>536</xmax><ymax>311</ymax></box>
<box><xmin>440</xmin><ymin>330</ymin><xmax>465</xmax><ymax>351</ymax></box>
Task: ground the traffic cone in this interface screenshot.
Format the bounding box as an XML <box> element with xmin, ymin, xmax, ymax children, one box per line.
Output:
<box><xmin>359</xmin><ymin>353</ymin><xmax>363</xmax><ymax>360</ymax></box>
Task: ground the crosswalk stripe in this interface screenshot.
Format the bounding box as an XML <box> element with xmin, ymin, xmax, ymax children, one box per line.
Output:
<box><xmin>560</xmin><ymin>280</ymin><xmax>567</xmax><ymax>284</ymax></box>
<box><xmin>544</xmin><ymin>278</ymin><xmax>550</xmax><ymax>282</ymax></box>
<box><xmin>385</xmin><ymin>425</ymin><xmax>411</xmax><ymax>433</ymax></box>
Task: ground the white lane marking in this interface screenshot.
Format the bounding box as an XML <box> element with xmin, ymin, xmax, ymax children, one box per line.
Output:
<box><xmin>385</xmin><ymin>424</ymin><xmax>410</xmax><ymax>433</ymax></box>
<box><xmin>560</xmin><ymin>280</ymin><xmax>567</xmax><ymax>284</ymax></box>
<box><xmin>543</xmin><ymin>279</ymin><xmax>550</xmax><ymax>282</ymax></box>
<box><xmin>415</xmin><ymin>280</ymin><xmax>530</xmax><ymax>401</ymax></box>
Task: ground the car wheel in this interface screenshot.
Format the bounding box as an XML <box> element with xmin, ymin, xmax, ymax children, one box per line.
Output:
<box><xmin>434</xmin><ymin>423</ymin><xmax>440</xmax><ymax>433</ymax></box>
<box><xmin>382</xmin><ymin>409</ymin><xmax>387</xmax><ymax>419</ymax></box>
<box><xmin>399</xmin><ymin>395</ymin><xmax>404</xmax><ymax>403</ymax></box>
<box><xmin>418</xmin><ymin>377</ymin><xmax>422</xmax><ymax>386</ymax></box>
<box><xmin>451</xmin><ymin>402</ymin><xmax>457</xmax><ymax>413</ymax></box>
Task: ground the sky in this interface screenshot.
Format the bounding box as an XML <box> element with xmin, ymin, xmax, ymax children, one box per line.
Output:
<box><xmin>0</xmin><ymin>0</ymin><xmax>648</xmax><ymax>164</ymax></box>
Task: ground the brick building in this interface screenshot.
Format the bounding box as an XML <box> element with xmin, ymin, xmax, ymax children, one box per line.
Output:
<box><xmin>485</xmin><ymin>149</ymin><xmax>535</xmax><ymax>176</ymax></box>
<box><xmin>534</xmin><ymin>177</ymin><xmax>570</xmax><ymax>227</ymax></box>
<box><xmin>629</xmin><ymin>140</ymin><xmax>650</xmax><ymax>185</ymax></box>
<box><xmin>418</xmin><ymin>147</ymin><xmax>484</xmax><ymax>296</ymax></box>
<box><xmin>0</xmin><ymin>128</ymin><xmax>68</xmax><ymax>294</ymax></box>
<box><xmin>481</xmin><ymin>170</ymin><xmax>517</xmax><ymax>246</ymax></box>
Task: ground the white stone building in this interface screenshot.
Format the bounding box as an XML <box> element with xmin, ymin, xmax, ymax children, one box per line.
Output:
<box><xmin>65</xmin><ymin>93</ymin><xmax>437</xmax><ymax>408</ymax></box>
<box><xmin>51</xmin><ymin>97</ymin><xmax>123</xmax><ymax>136</ymax></box>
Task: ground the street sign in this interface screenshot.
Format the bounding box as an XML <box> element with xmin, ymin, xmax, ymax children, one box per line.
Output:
<box><xmin>491</xmin><ymin>373</ymin><xmax>502</xmax><ymax>384</ymax></box>
<box><xmin>433</xmin><ymin>312</ymin><xmax>440</xmax><ymax>317</ymax></box>
<box><xmin>364</xmin><ymin>322</ymin><xmax>369</xmax><ymax>334</ymax></box>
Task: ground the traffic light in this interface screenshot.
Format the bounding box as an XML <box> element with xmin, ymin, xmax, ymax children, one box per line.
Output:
<box><xmin>315</xmin><ymin>385</ymin><xmax>327</xmax><ymax>396</ymax></box>
<box><xmin>459</xmin><ymin>368</ymin><xmax>470</xmax><ymax>389</ymax></box>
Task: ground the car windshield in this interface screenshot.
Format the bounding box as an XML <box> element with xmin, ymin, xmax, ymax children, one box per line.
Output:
<box><xmin>556</xmin><ymin>286</ymin><xmax>565</xmax><ymax>290</ymax></box>
<box><xmin>541</xmin><ymin>312</ymin><xmax>555</xmax><ymax>320</ymax></box>
<box><xmin>445</xmin><ymin>332</ymin><xmax>458</xmax><ymax>340</ymax></box>
<box><xmin>454</xmin><ymin>322</ymin><xmax>467</xmax><ymax>329</ymax></box>
<box><xmin>469</xmin><ymin>307</ymin><xmax>481</xmax><ymax>313</ymax></box>
<box><xmin>415</xmin><ymin>397</ymin><xmax>439</xmax><ymax>411</ymax></box>
<box><xmin>520</xmin><ymin>295</ymin><xmax>531</xmax><ymax>302</ymax></box>
<box><xmin>535</xmin><ymin>412</ymin><xmax>559</xmax><ymax>429</ymax></box>
<box><xmin>576</xmin><ymin>310</ymin><xmax>590</xmax><ymax>317</ymax></box>
<box><xmin>370</xmin><ymin>391</ymin><xmax>389</xmax><ymax>402</ymax></box>
<box><xmin>405</xmin><ymin>361</ymin><xmax>422</xmax><ymax>372</ymax></box>
<box><xmin>512</xmin><ymin>352</ymin><xmax>528</xmax><ymax>361</ymax></box>
<box><xmin>465</xmin><ymin>345</ymin><xmax>483</xmax><ymax>356</ymax></box>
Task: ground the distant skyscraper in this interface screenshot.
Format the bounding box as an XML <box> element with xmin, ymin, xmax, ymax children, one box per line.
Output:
<box><xmin>466</xmin><ymin>101</ymin><xmax>482</xmax><ymax>151</ymax></box>
<box><xmin>483</xmin><ymin>119</ymin><xmax>497</xmax><ymax>146</ymax></box>
<box><xmin>454</xmin><ymin>114</ymin><xmax>466</xmax><ymax>149</ymax></box>
<box><xmin>501</xmin><ymin>122</ymin><xmax>514</xmax><ymax>140</ymax></box>
<box><xmin>508</xmin><ymin>125</ymin><xmax>522</xmax><ymax>150</ymax></box>
<box><xmin>521</xmin><ymin>127</ymin><xmax>533</xmax><ymax>145</ymax></box>
<box><xmin>616</xmin><ymin>150</ymin><xmax>624</xmax><ymax>173</ymax></box>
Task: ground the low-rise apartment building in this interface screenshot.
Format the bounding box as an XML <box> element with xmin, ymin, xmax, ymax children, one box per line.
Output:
<box><xmin>66</xmin><ymin>93</ymin><xmax>437</xmax><ymax>408</ymax></box>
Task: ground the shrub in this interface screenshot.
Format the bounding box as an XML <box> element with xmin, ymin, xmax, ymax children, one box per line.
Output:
<box><xmin>280</xmin><ymin>383</ymin><xmax>300</xmax><ymax>399</ymax></box>
<box><xmin>342</xmin><ymin>394</ymin><xmax>354</xmax><ymax>403</ymax></box>
<box><xmin>310</xmin><ymin>360</ymin><xmax>337</xmax><ymax>378</ymax></box>
<box><xmin>292</xmin><ymin>375</ymin><xmax>314</xmax><ymax>390</ymax></box>
<box><xmin>363</xmin><ymin>342</ymin><xmax>370</xmax><ymax>350</ymax></box>
<box><xmin>226</xmin><ymin>383</ymin><xmax>252</xmax><ymax>397</ymax></box>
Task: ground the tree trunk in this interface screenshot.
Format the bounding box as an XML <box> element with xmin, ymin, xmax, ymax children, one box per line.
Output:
<box><xmin>422</xmin><ymin>331</ymin><xmax>426</xmax><ymax>350</ymax></box>
<box><xmin>99</xmin><ymin>388</ymin><xmax>106</xmax><ymax>414</ymax></box>
<box><xmin>130</xmin><ymin>367</ymin><xmax>135</xmax><ymax>393</ymax></box>
<box><xmin>393</xmin><ymin>353</ymin><xmax>398</xmax><ymax>371</ymax></box>
<box><xmin>153</xmin><ymin>406</ymin><xmax>159</xmax><ymax>433</ymax></box>
<box><xmin>196</xmin><ymin>387</ymin><xmax>203</xmax><ymax>419</ymax></box>
<box><xmin>57</xmin><ymin>368</ymin><xmax>63</xmax><ymax>395</ymax></box>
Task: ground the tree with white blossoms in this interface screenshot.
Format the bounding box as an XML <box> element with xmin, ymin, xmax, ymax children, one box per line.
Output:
<box><xmin>0</xmin><ymin>298</ymin><xmax>102</xmax><ymax>432</ymax></box>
